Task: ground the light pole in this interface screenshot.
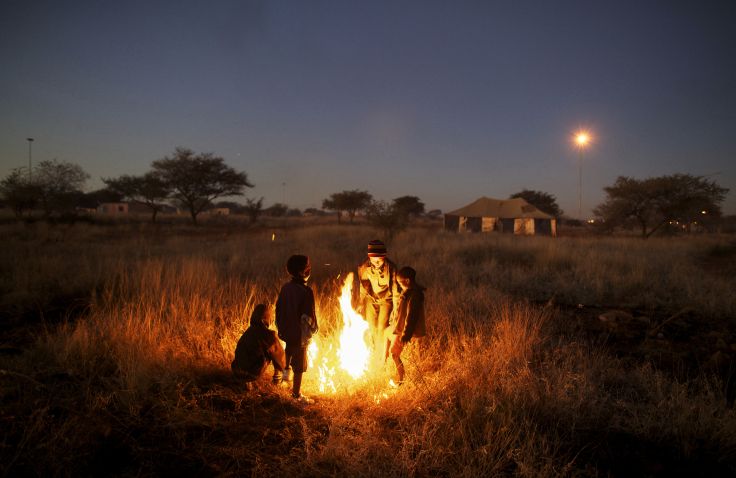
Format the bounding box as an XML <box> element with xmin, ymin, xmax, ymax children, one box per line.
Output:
<box><xmin>574</xmin><ymin>131</ymin><xmax>590</xmax><ymax>220</ymax></box>
<box><xmin>26</xmin><ymin>137</ymin><xmax>34</xmax><ymax>182</ymax></box>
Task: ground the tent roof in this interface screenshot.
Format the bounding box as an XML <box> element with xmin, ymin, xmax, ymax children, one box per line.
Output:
<box><xmin>445</xmin><ymin>197</ymin><xmax>554</xmax><ymax>219</ymax></box>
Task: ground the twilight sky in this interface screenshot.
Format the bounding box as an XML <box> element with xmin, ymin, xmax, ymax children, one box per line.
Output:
<box><xmin>1</xmin><ymin>0</ymin><xmax>734</xmax><ymax>216</ymax></box>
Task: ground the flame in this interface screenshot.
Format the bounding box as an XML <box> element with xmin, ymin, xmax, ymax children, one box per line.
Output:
<box><xmin>290</xmin><ymin>272</ymin><xmax>404</xmax><ymax>398</ymax></box>
<box><xmin>302</xmin><ymin>273</ymin><xmax>373</xmax><ymax>394</ymax></box>
<box><xmin>337</xmin><ymin>273</ymin><xmax>371</xmax><ymax>378</ymax></box>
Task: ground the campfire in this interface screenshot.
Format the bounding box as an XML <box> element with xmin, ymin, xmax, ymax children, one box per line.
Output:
<box><xmin>305</xmin><ymin>272</ymin><xmax>375</xmax><ymax>394</ymax></box>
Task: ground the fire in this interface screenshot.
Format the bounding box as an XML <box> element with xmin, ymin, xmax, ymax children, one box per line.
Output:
<box><xmin>305</xmin><ymin>272</ymin><xmax>373</xmax><ymax>394</ymax></box>
<box><xmin>337</xmin><ymin>273</ymin><xmax>371</xmax><ymax>378</ymax></box>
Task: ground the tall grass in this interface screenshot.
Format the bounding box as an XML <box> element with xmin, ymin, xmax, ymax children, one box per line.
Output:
<box><xmin>1</xmin><ymin>222</ymin><xmax>735</xmax><ymax>476</ymax></box>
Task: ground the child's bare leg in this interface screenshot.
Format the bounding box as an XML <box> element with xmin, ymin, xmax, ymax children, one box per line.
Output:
<box><xmin>389</xmin><ymin>335</ymin><xmax>405</xmax><ymax>383</ymax></box>
<box><xmin>391</xmin><ymin>353</ymin><xmax>405</xmax><ymax>383</ymax></box>
<box><xmin>292</xmin><ymin>371</ymin><xmax>303</xmax><ymax>397</ymax></box>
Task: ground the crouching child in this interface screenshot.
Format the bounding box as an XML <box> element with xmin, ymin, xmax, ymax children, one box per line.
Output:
<box><xmin>276</xmin><ymin>254</ymin><xmax>319</xmax><ymax>404</ymax></box>
<box><xmin>386</xmin><ymin>266</ymin><xmax>426</xmax><ymax>384</ymax></box>
<box><xmin>231</xmin><ymin>304</ymin><xmax>286</xmax><ymax>390</ymax></box>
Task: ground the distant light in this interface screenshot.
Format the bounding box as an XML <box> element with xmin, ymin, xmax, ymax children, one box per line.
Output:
<box><xmin>575</xmin><ymin>131</ymin><xmax>590</xmax><ymax>147</ymax></box>
<box><xmin>272</xmin><ymin>233</ymin><xmax>275</xmax><ymax>241</ymax></box>
<box><xmin>701</xmin><ymin>210</ymin><xmax>707</xmax><ymax>214</ymax></box>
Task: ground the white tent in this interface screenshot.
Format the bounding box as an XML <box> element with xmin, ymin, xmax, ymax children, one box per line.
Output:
<box><xmin>444</xmin><ymin>197</ymin><xmax>557</xmax><ymax>236</ymax></box>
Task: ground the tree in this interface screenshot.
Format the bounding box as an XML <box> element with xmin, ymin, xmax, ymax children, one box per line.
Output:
<box><xmin>426</xmin><ymin>209</ymin><xmax>443</xmax><ymax>219</ymax></box>
<box><xmin>152</xmin><ymin>147</ymin><xmax>253</xmax><ymax>224</ymax></box>
<box><xmin>304</xmin><ymin>207</ymin><xmax>327</xmax><ymax>217</ymax></box>
<box><xmin>286</xmin><ymin>208</ymin><xmax>302</xmax><ymax>217</ymax></box>
<box><xmin>392</xmin><ymin>195</ymin><xmax>425</xmax><ymax>218</ymax></box>
<box><xmin>594</xmin><ymin>174</ymin><xmax>728</xmax><ymax>238</ymax></box>
<box><xmin>34</xmin><ymin>159</ymin><xmax>90</xmax><ymax>217</ymax></box>
<box><xmin>243</xmin><ymin>197</ymin><xmax>264</xmax><ymax>224</ymax></box>
<box><xmin>214</xmin><ymin>201</ymin><xmax>245</xmax><ymax>214</ymax></box>
<box><xmin>322</xmin><ymin>190</ymin><xmax>373</xmax><ymax>224</ymax></box>
<box><xmin>509</xmin><ymin>189</ymin><xmax>563</xmax><ymax>217</ymax></box>
<box><xmin>0</xmin><ymin>169</ymin><xmax>40</xmax><ymax>218</ymax></box>
<box><xmin>103</xmin><ymin>173</ymin><xmax>170</xmax><ymax>223</ymax></box>
<box><xmin>265</xmin><ymin>203</ymin><xmax>288</xmax><ymax>217</ymax></box>
<box><xmin>365</xmin><ymin>200</ymin><xmax>407</xmax><ymax>242</ymax></box>
<box><xmin>81</xmin><ymin>188</ymin><xmax>124</xmax><ymax>208</ymax></box>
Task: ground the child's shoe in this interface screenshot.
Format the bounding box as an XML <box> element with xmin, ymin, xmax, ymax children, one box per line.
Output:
<box><xmin>292</xmin><ymin>393</ymin><xmax>314</xmax><ymax>405</ymax></box>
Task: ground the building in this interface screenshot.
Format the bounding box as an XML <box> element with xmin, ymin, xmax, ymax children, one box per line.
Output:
<box><xmin>444</xmin><ymin>197</ymin><xmax>556</xmax><ymax>236</ymax></box>
<box><xmin>97</xmin><ymin>202</ymin><xmax>129</xmax><ymax>215</ymax></box>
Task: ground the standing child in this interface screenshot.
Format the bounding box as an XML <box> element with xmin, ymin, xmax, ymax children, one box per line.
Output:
<box><xmin>231</xmin><ymin>304</ymin><xmax>286</xmax><ymax>390</ymax></box>
<box><xmin>386</xmin><ymin>266</ymin><xmax>426</xmax><ymax>384</ymax></box>
<box><xmin>275</xmin><ymin>254</ymin><xmax>319</xmax><ymax>404</ymax></box>
<box><xmin>356</xmin><ymin>239</ymin><xmax>400</xmax><ymax>350</ymax></box>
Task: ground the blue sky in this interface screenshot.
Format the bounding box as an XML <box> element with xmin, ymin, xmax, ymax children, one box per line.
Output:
<box><xmin>1</xmin><ymin>0</ymin><xmax>734</xmax><ymax>216</ymax></box>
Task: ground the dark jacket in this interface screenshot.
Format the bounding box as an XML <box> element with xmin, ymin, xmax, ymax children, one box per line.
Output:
<box><xmin>393</xmin><ymin>285</ymin><xmax>427</xmax><ymax>343</ymax></box>
<box><xmin>231</xmin><ymin>310</ymin><xmax>286</xmax><ymax>380</ymax></box>
<box><xmin>357</xmin><ymin>258</ymin><xmax>400</xmax><ymax>310</ymax></box>
<box><xmin>276</xmin><ymin>278</ymin><xmax>317</xmax><ymax>346</ymax></box>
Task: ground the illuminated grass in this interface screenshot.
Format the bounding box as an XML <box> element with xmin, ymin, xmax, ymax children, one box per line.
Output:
<box><xmin>1</xmin><ymin>222</ymin><xmax>735</xmax><ymax>476</ymax></box>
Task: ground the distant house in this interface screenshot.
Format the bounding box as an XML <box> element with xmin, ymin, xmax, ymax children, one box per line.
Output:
<box><xmin>97</xmin><ymin>202</ymin><xmax>129</xmax><ymax>215</ymax></box>
<box><xmin>444</xmin><ymin>197</ymin><xmax>557</xmax><ymax>236</ymax></box>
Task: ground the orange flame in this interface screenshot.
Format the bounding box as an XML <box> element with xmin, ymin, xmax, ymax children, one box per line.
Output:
<box><xmin>305</xmin><ymin>273</ymin><xmax>372</xmax><ymax>394</ymax></box>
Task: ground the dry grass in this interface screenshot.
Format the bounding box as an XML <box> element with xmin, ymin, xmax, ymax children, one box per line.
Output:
<box><xmin>1</xmin><ymin>222</ymin><xmax>735</xmax><ymax>476</ymax></box>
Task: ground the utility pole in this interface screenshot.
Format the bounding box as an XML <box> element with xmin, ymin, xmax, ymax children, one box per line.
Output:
<box><xmin>26</xmin><ymin>138</ymin><xmax>34</xmax><ymax>182</ymax></box>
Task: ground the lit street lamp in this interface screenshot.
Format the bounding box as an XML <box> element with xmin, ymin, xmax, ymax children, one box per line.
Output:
<box><xmin>26</xmin><ymin>137</ymin><xmax>34</xmax><ymax>182</ymax></box>
<box><xmin>574</xmin><ymin>131</ymin><xmax>590</xmax><ymax>220</ymax></box>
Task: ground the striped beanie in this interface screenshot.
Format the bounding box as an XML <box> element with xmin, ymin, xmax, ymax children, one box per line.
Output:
<box><xmin>367</xmin><ymin>239</ymin><xmax>387</xmax><ymax>257</ymax></box>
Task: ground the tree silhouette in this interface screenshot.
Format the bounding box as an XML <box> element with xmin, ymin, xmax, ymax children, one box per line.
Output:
<box><xmin>152</xmin><ymin>147</ymin><xmax>253</xmax><ymax>224</ymax></box>
<box><xmin>322</xmin><ymin>190</ymin><xmax>372</xmax><ymax>224</ymax></box>
<box><xmin>34</xmin><ymin>159</ymin><xmax>89</xmax><ymax>217</ymax></box>
<box><xmin>365</xmin><ymin>200</ymin><xmax>407</xmax><ymax>242</ymax></box>
<box><xmin>103</xmin><ymin>173</ymin><xmax>170</xmax><ymax>223</ymax></box>
<box><xmin>0</xmin><ymin>169</ymin><xmax>40</xmax><ymax>218</ymax></box>
<box><xmin>509</xmin><ymin>189</ymin><xmax>563</xmax><ymax>218</ymax></box>
<box><xmin>594</xmin><ymin>174</ymin><xmax>728</xmax><ymax>238</ymax></box>
<box><xmin>392</xmin><ymin>195</ymin><xmax>425</xmax><ymax>218</ymax></box>
<box><xmin>243</xmin><ymin>197</ymin><xmax>264</xmax><ymax>224</ymax></box>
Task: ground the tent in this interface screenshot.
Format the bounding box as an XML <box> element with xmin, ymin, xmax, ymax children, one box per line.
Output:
<box><xmin>444</xmin><ymin>197</ymin><xmax>557</xmax><ymax>236</ymax></box>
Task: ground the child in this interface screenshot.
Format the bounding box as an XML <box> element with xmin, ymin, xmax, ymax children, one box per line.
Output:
<box><xmin>386</xmin><ymin>266</ymin><xmax>426</xmax><ymax>384</ymax></box>
<box><xmin>356</xmin><ymin>239</ymin><xmax>400</xmax><ymax>350</ymax></box>
<box><xmin>231</xmin><ymin>304</ymin><xmax>286</xmax><ymax>390</ymax></box>
<box><xmin>275</xmin><ymin>254</ymin><xmax>319</xmax><ymax>404</ymax></box>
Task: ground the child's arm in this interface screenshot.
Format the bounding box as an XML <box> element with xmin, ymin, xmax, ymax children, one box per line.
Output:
<box><xmin>307</xmin><ymin>288</ymin><xmax>318</xmax><ymax>333</ymax></box>
<box><xmin>400</xmin><ymin>291</ymin><xmax>424</xmax><ymax>343</ymax></box>
<box><xmin>268</xmin><ymin>334</ymin><xmax>287</xmax><ymax>371</ymax></box>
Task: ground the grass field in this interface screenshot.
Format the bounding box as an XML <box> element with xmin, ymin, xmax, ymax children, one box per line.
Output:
<box><xmin>2</xmin><ymin>220</ymin><xmax>736</xmax><ymax>476</ymax></box>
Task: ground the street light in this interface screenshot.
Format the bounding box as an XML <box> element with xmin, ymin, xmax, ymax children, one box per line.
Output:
<box><xmin>26</xmin><ymin>138</ymin><xmax>34</xmax><ymax>182</ymax></box>
<box><xmin>573</xmin><ymin>131</ymin><xmax>591</xmax><ymax>220</ymax></box>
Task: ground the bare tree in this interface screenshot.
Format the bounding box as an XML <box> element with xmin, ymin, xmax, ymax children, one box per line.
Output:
<box><xmin>0</xmin><ymin>169</ymin><xmax>40</xmax><ymax>218</ymax></box>
<box><xmin>243</xmin><ymin>197</ymin><xmax>264</xmax><ymax>224</ymax></box>
<box><xmin>365</xmin><ymin>200</ymin><xmax>407</xmax><ymax>242</ymax></box>
<box><xmin>34</xmin><ymin>159</ymin><xmax>89</xmax><ymax>217</ymax></box>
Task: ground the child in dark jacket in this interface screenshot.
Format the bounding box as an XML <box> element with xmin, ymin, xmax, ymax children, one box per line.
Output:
<box><xmin>231</xmin><ymin>304</ymin><xmax>286</xmax><ymax>389</ymax></box>
<box><xmin>386</xmin><ymin>266</ymin><xmax>426</xmax><ymax>384</ymax></box>
<box><xmin>275</xmin><ymin>254</ymin><xmax>318</xmax><ymax>404</ymax></box>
